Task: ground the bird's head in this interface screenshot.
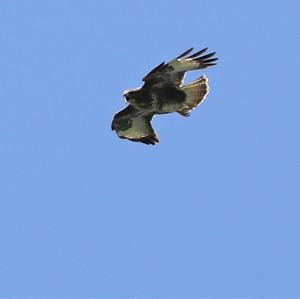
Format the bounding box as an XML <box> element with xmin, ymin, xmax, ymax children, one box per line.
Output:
<box><xmin>123</xmin><ymin>90</ymin><xmax>133</xmax><ymax>101</ymax></box>
<box><xmin>123</xmin><ymin>88</ymin><xmax>139</xmax><ymax>104</ymax></box>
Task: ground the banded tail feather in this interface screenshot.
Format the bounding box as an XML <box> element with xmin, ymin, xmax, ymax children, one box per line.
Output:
<box><xmin>178</xmin><ymin>75</ymin><xmax>209</xmax><ymax>116</ymax></box>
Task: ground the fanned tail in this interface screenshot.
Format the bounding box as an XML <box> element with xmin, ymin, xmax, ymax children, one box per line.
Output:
<box><xmin>177</xmin><ymin>75</ymin><xmax>209</xmax><ymax>116</ymax></box>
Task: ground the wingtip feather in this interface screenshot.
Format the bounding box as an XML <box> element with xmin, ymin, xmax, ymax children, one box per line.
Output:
<box><xmin>187</xmin><ymin>47</ymin><xmax>208</xmax><ymax>59</ymax></box>
<box><xmin>176</xmin><ymin>47</ymin><xmax>194</xmax><ymax>59</ymax></box>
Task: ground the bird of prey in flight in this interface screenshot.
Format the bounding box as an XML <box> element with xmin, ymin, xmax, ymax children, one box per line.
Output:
<box><xmin>112</xmin><ymin>47</ymin><xmax>218</xmax><ymax>145</ymax></box>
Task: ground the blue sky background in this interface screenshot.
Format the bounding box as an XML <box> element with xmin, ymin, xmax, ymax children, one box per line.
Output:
<box><xmin>0</xmin><ymin>0</ymin><xmax>299</xmax><ymax>298</ymax></box>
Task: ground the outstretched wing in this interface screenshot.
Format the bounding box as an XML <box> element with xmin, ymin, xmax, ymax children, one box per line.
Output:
<box><xmin>143</xmin><ymin>47</ymin><xmax>218</xmax><ymax>88</ymax></box>
<box><xmin>111</xmin><ymin>105</ymin><xmax>159</xmax><ymax>145</ymax></box>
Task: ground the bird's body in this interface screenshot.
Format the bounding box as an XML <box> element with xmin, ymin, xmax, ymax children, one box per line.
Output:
<box><xmin>112</xmin><ymin>47</ymin><xmax>218</xmax><ymax>145</ymax></box>
<box><xmin>125</xmin><ymin>84</ymin><xmax>186</xmax><ymax>114</ymax></box>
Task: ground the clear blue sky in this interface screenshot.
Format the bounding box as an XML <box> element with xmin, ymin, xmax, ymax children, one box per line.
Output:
<box><xmin>0</xmin><ymin>0</ymin><xmax>299</xmax><ymax>298</ymax></box>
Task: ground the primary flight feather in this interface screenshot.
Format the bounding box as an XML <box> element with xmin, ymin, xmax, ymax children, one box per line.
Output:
<box><xmin>112</xmin><ymin>47</ymin><xmax>218</xmax><ymax>145</ymax></box>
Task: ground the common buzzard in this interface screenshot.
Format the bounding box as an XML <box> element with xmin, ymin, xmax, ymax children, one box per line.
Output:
<box><xmin>112</xmin><ymin>47</ymin><xmax>218</xmax><ymax>145</ymax></box>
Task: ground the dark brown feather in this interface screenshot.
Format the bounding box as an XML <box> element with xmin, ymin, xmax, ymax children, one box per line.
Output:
<box><xmin>175</xmin><ymin>47</ymin><xmax>194</xmax><ymax>59</ymax></box>
<box><xmin>187</xmin><ymin>47</ymin><xmax>208</xmax><ymax>59</ymax></box>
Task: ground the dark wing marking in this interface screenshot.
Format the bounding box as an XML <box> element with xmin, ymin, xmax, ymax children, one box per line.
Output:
<box><xmin>143</xmin><ymin>47</ymin><xmax>218</xmax><ymax>88</ymax></box>
<box><xmin>111</xmin><ymin>105</ymin><xmax>159</xmax><ymax>145</ymax></box>
<box><xmin>175</xmin><ymin>47</ymin><xmax>194</xmax><ymax>59</ymax></box>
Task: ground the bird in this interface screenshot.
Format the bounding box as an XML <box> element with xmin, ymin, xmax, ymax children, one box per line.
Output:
<box><xmin>111</xmin><ymin>47</ymin><xmax>218</xmax><ymax>145</ymax></box>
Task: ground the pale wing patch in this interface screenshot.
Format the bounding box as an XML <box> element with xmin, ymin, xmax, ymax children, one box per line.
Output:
<box><xmin>118</xmin><ymin>115</ymin><xmax>151</xmax><ymax>139</ymax></box>
<box><xmin>168</xmin><ymin>59</ymin><xmax>199</xmax><ymax>73</ymax></box>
